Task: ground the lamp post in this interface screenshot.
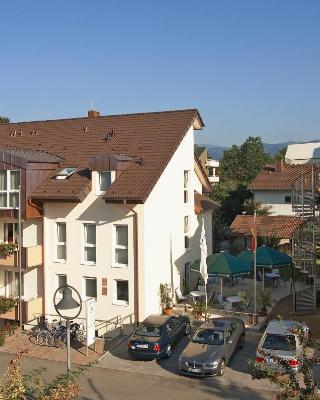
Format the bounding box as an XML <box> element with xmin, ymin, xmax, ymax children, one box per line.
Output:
<box><xmin>53</xmin><ymin>285</ymin><xmax>82</xmax><ymax>372</ymax></box>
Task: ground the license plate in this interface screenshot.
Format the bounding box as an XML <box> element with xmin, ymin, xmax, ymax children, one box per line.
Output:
<box><xmin>137</xmin><ymin>344</ymin><xmax>148</xmax><ymax>349</ymax></box>
<box><xmin>188</xmin><ymin>368</ymin><xmax>201</xmax><ymax>373</ymax></box>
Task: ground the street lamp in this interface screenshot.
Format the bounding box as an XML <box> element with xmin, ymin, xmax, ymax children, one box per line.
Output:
<box><xmin>53</xmin><ymin>285</ymin><xmax>82</xmax><ymax>372</ymax></box>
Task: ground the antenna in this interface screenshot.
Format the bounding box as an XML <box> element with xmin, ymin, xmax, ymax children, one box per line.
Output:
<box><xmin>90</xmin><ymin>99</ymin><xmax>93</xmax><ymax>110</ymax></box>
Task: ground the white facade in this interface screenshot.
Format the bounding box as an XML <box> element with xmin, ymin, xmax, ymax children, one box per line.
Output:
<box><xmin>285</xmin><ymin>142</ymin><xmax>320</xmax><ymax>164</ymax></box>
<box><xmin>253</xmin><ymin>190</ymin><xmax>295</xmax><ymax>216</ymax></box>
<box><xmin>43</xmin><ymin>124</ymin><xmax>213</xmax><ymax>323</ymax></box>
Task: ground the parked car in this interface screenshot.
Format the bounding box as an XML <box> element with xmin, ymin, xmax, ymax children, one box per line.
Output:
<box><xmin>128</xmin><ymin>314</ymin><xmax>191</xmax><ymax>359</ymax></box>
<box><xmin>253</xmin><ymin>319</ymin><xmax>310</xmax><ymax>377</ymax></box>
<box><xmin>179</xmin><ymin>317</ymin><xmax>245</xmax><ymax>377</ymax></box>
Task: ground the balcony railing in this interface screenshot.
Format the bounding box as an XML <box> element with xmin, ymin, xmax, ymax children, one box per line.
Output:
<box><xmin>0</xmin><ymin>245</ymin><xmax>42</xmax><ymax>269</ymax></box>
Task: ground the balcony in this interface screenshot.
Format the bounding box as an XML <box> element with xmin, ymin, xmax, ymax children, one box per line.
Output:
<box><xmin>208</xmin><ymin>176</ymin><xmax>219</xmax><ymax>184</ymax></box>
<box><xmin>0</xmin><ymin>246</ymin><xmax>42</xmax><ymax>269</ymax></box>
<box><xmin>205</xmin><ymin>159</ymin><xmax>219</xmax><ymax>168</ymax></box>
<box><xmin>0</xmin><ymin>297</ymin><xmax>43</xmax><ymax>322</ymax></box>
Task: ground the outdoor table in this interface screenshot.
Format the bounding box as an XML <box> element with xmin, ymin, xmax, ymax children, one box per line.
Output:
<box><xmin>265</xmin><ymin>272</ymin><xmax>280</xmax><ymax>287</ymax></box>
<box><xmin>190</xmin><ymin>290</ymin><xmax>206</xmax><ymax>303</ymax></box>
<box><xmin>226</xmin><ymin>295</ymin><xmax>241</xmax><ymax>303</ymax></box>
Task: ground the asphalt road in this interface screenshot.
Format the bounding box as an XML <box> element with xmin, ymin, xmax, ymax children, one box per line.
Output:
<box><xmin>0</xmin><ymin>331</ymin><xmax>279</xmax><ymax>400</ymax></box>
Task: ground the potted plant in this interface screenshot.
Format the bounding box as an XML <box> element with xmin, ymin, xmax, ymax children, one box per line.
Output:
<box><xmin>192</xmin><ymin>302</ymin><xmax>206</xmax><ymax>320</ymax></box>
<box><xmin>258</xmin><ymin>290</ymin><xmax>271</xmax><ymax>317</ymax></box>
<box><xmin>160</xmin><ymin>283</ymin><xmax>173</xmax><ymax>315</ymax></box>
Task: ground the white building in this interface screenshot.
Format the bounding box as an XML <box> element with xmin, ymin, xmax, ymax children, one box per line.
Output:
<box><xmin>285</xmin><ymin>142</ymin><xmax>320</xmax><ymax>164</ymax></box>
<box><xmin>0</xmin><ymin>109</ymin><xmax>217</xmax><ymax>324</ymax></box>
<box><xmin>249</xmin><ymin>159</ymin><xmax>310</xmax><ymax>216</ymax></box>
<box><xmin>194</xmin><ymin>146</ymin><xmax>220</xmax><ymax>185</ymax></box>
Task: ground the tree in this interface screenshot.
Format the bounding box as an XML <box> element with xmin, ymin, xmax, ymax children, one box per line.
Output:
<box><xmin>0</xmin><ymin>116</ymin><xmax>9</xmax><ymax>123</ymax></box>
<box><xmin>243</xmin><ymin>199</ymin><xmax>271</xmax><ymax>216</ymax></box>
<box><xmin>220</xmin><ymin>184</ymin><xmax>252</xmax><ymax>225</ymax></box>
<box><xmin>240</xmin><ymin>136</ymin><xmax>267</xmax><ymax>184</ymax></box>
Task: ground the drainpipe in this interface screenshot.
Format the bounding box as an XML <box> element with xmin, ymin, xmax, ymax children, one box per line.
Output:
<box><xmin>122</xmin><ymin>200</ymin><xmax>139</xmax><ymax>325</ymax></box>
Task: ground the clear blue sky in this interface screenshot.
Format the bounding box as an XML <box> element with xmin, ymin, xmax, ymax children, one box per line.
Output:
<box><xmin>1</xmin><ymin>0</ymin><xmax>320</xmax><ymax>146</ymax></box>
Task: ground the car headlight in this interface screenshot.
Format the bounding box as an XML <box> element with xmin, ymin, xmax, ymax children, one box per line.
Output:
<box><xmin>204</xmin><ymin>361</ymin><xmax>219</xmax><ymax>368</ymax></box>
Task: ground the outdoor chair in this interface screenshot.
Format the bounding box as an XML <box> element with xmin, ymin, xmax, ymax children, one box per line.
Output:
<box><xmin>257</xmin><ymin>271</ymin><xmax>263</xmax><ymax>281</ymax></box>
<box><xmin>208</xmin><ymin>291</ymin><xmax>216</xmax><ymax>305</ymax></box>
<box><xmin>175</xmin><ymin>287</ymin><xmax>187</xmax><ymax>303</ymax></box>
<box><xmin>217</xmin><ymin>294</ymin><xmax>225</xmax><ymax>306</ymax></box>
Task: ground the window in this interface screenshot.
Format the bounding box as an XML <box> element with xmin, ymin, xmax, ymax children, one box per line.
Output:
<box><xmin>184</xmin><ymin>170</ymin><xmax>189</xmax><ymax>203</ymax></box>
<box><xmin>0</xmin><ymin>170</ymin><xmax>20</xmax><ymax>209</ymax></box>
<box><xmin>184</xmin><ymin>216</ymin><xmax>190</xmax><ymax>249</ymax></box>
<box><xmin>114</xmin><ymin>280</ymin><xmax>129</xmax><ymax>305</ymax></box>
<box><xmin>5</xmin><ymin>271</ymin><xmax>24</xmax><ymax>297</ymax></box>
<box><xmin>83</xmin><ymin>224</ymin><xmax>96</xmax><ymax>263</ymax></box>
<box><xmin>4</xmin><ymin>223</ymin><xmax>19</xmax><ymax>243</ymax></box>
<box><xmin>183</xmin><ymin>261</ymin><xmax>191</xmax><ymax>288</ymax></box>
<box><xmin>114</xmin><ymin>225</ymin><xmax>128</xmax><ymax>266</ymax></box>
<box><xmin>99</xmin><ymin>171</ymin><xmax>112</xmax><ymax>192</ymax></box>
<box><xmin>55</xmin><ymin>167</ymin><xmax>77</xmax><ymax>180</ymax></box>
<box><xmin>284</xmin><ymin>195</ymin><xmax>292</xmax><ymax>204</ymax></box>
<box><xmin>84</xmin><ymin>277</ymin><xmax>97</xmax><ymax>298</ymax></box>
<box><xmin>57</xmin><ymin>274</ymin><xmax>67</xmax><ymax>293</ymax></box>
<box><xmin>56</xmin><ymin>223</ymin><xmax>66</xmax><ymax>261</ymax></box>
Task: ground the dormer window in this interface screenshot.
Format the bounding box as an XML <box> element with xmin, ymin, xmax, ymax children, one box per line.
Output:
<box><xmin>97</xmin><ymin>171</ymin><xmax>115</xmax><ymax>194</ymax></box>
<box><xmin>0</xmin><ymin>170</ymin><xmax>20</xmax><ymax>209</ymax></box>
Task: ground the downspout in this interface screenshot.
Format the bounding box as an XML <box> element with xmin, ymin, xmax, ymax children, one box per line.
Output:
<box><xmin>122</xmin><ymin>200</ymin><xmax>140</xmax><ymax>324</ymax></box>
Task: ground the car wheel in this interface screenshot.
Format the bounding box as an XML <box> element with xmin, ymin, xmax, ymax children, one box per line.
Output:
<box><xmin>185</xmin><ymin>323</ymin><xmax>191</xmax><ymax>336</ymax></box>
<box><xmin>239</xmin><ymin>334</ymin><xmax>245</xmax><ymax>349</ymax></box>
<box><xmin>217</xmin><ymin>359</ymin><xmax>225</xmax><ymax>376</ymax></box>
<box><xmin>165</xmin><ymin>344</ymin><xmax>172</xmax><ymax>358</ymax></box>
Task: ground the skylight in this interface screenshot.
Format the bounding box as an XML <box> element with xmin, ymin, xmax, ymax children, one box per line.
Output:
<box><xmin>55</xmin><ymin>167</ymin><xmax>77</xmax><ymax>180</ymax></box>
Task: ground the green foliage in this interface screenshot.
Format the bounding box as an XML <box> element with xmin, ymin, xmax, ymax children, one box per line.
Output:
<box><xmin>243</xmin><ymin>199</ymin><xmax>271</xmax><ymax>216</ymax></box>
<box><xmin>219</xmin><ymin>184</ymin><xmax>252</xmax><ymax>225</ymax></box>
<box><xmin>0</xmin><ymin>352</ymin><xmax>91</xmax><ymax>400</ymax></box>
<box><xmin>229</xmin><ymin>238</ymin><xmax>245</xmax><ymax>256</ymax></box>
<box><xmin>250</xmin><ymin>317</ymin><xmax>320</xmax><ymax>399</ymax></box>
<box><xmin>159</xmin><ymin>283</ymin><xmax>173</xmax><ymax>309</ymax></box>
<box><xmin>0</xmin><ymin>297</ymin><xmax>17</xmax><ymax>314</ymax></box>
<box><xmin>0</xmin><ymin>242</ymin><xmax>18</xmax><ymax>260</ymax></box>
<box><xmin>0</xmin><ymin>116</ymin><xmax>9</xmax><ymax>124</ymax></box>
<box><xmin>257</xmin><ymin>289</ymin><xmax>272</xmax><ymax>309</ymax></box>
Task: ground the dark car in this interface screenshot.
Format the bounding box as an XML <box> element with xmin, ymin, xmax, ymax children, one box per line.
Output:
<box><xmin>128</xmin><ymin>314</ymin><xmax>191</xmax><ymax>359</ymax></box>
<box><xmin>179</xmin><ymin>317</ymin><xmax>245</xmax><ymax>377</ymax></box>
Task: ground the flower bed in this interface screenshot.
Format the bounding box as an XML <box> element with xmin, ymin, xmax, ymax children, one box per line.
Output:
<box><xmin>0</xmin><ymin>242</ymin><xmax>18</xmax><ymax>259</ymax></box>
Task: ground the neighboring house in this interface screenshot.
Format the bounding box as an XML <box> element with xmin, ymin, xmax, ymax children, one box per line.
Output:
<box><xmin>285</xmin><ymin>142</ymin><xmax>320</xmax><ymax>164</ymax></box>
<box><xmin>194</xmin><ymin>146</ymin><xmax>220</xmax><ymax>185</ymax></box>
<box><xmin>0</xmin><ymin>108</ymin><xmax>217</xmax><ymax>324</ymax></box>
<box><xmin>230</xmin><ymin>215</ymin><xmax>304</xmax><ymax>248</ymax></box>
<box><xmin>249</xmin><ymin>159</ymin><xmax>311</xmax><ymax>216</ymax></box>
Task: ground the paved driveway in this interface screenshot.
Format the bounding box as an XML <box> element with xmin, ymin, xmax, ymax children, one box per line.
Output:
<box><xmin>97</xmin><ymin>330</ymin><xmax>277</xmax><ymax>393</ymax></box>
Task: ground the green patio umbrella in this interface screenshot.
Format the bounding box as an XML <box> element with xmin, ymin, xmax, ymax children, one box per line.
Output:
<box><xmin>192</xmin><ymin>251</ymin><xmax>252</xmax><ymax>295</ymax></box>
<box><xmin>238</xmin><ymin>245</ymin><xmax>292</xmax><ymax>290</ymax></box>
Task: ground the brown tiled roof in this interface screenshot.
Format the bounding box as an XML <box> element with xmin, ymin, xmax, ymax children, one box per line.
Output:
<box><xmin>0</xmin><ymin>109</ymin><xmax>203</xmax><ymax>202</ymax></box>
<box><xmin>194</xmin><ymin>192</ymin><xmax>220</xmax><ymax>215</ymax></box>
<box><xmin>230</xmin><ymin>215</ymin><xmax>304</xmax><ymax>239</ymax></box>
<box><xmin>249</xmin><ymin>164</ymin><xmax>311</xmax><ymax>191</ymax></box>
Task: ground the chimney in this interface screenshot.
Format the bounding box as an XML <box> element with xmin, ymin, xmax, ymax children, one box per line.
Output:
<box><xmin>88</xmin><ymin>110</ymin><xmax>100</xmax><ymax>118</ymax></box>
<box><xmin>275</xmin><ymin>158</ymin><xmax>284</xmax><ymax>173</ymax></box>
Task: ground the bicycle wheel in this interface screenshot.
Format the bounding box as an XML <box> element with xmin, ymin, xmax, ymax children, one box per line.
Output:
<box><xmin>36</xmin><ymin>331</ymin><xmax>47</xmax><ymax>346</ymax></box>
<box><xmin>45</xmin><ymin>332</ymin><xmax>55</xmax><ymax>347</ymax></box>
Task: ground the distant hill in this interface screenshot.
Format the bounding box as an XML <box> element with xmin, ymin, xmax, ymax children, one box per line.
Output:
<box><xmin>198</xmin><ymin>140</ymin><xmax>320</xmax><ymax>160</ymax></box>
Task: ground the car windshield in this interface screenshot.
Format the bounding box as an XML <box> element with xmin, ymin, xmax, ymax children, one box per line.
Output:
<box><xmin>135</xmin><ymin>324</ymin><xmax>161</xmax><ymax>337</ymax></box>
<box><xmin>262</xmin><ymin>334</ymin><xmax>296</xmax><ymax>351</ymax></box>
<box><xmin>192</xmin><ymin>329</ymin><xmax>224</xmax><ymax>345</ymax></box>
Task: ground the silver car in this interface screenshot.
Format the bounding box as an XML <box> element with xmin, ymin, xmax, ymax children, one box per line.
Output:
<box><xmin>254</xmin><ymin>319</ymin><xmax>310</xmax><ymax>376</ymax></box>
<box><xmin>179</xmin><ymin>317</ymin><xmax>245</xmax><ymax>377</ymax></box>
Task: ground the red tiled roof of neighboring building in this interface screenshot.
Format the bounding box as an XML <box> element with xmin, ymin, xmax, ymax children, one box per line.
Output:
<box><xmin>230</xmin><ymin>215</ymin><xmax>304</xmax><ymax>239</ymax></box>
<box><xmin>0</xmin><ymin>109</ymin><xmax>204</xmax><ymax>203</ymax></box>
<box><xmin>249</xmin><ymin>164</ymin><xmax>311</xmax><ymax>191</ymax></box>
<box><xmin>194</xmin><ymin>192</ymin><xmax>220</xmax><ymax>214</ymax></box>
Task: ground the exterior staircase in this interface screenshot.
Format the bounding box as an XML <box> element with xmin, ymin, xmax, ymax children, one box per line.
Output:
<box><xmin>292</xmin><ymin>165</ymin><xmax>320</xmax><ymax>313</ymax></box>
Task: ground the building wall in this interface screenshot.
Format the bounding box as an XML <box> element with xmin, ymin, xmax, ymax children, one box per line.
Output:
<box><xmin>141</xmin><ymin>126</ymin><xmax>212</xmax><ymax>319</ymax></box>
<box><xmin>43</xmin><ymin>177</ymin><xmax>135</xmax><ymax>322</ymax></box>
<box><xmin>253</xmin><ymin>190</ymin><xmax>295</xmax><ymax>216</ymax></box>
